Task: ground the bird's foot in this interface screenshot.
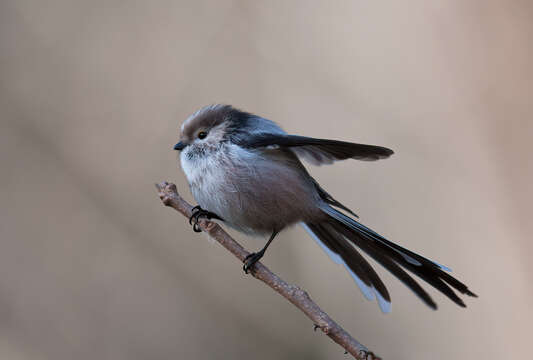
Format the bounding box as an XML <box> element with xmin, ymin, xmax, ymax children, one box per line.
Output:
<box><xmin>358</xmin><ymin>350</ymin><xmax>379</xmax><ymax>360</ymax></box>
<box><xmin>189</xmin><ymin>206</ymin><xmax>222</xmax><ymax>233</ymax></box>
<box><xmin>243</xmin><ymin>250</ymin><xmax>265</xmax><ymax>274</ymax></box>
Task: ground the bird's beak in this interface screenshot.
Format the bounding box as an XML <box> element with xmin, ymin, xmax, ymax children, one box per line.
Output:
<box><xmin>173</xmin><ymin>142</ymin><xmax>186</xmax><ymax>151</ymax></box>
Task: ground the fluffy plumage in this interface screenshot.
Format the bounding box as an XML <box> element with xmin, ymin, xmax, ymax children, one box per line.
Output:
<box><xmin>175</xmin><ymin>104</ymin><xmax>476</xmax><ymax>312</ymax></box>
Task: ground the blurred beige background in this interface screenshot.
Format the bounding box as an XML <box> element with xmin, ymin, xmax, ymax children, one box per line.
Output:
<box><xmin>1</xmin><ymin>1</ymin><xmax>532</xmax><ymax>359</ymax></box>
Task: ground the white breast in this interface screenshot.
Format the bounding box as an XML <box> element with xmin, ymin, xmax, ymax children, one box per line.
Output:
<box><xmin>180</xmin><ymin>142</ymin><xmax>319</xmax><ymax>235</ymax></box>
<box><xmin>180</xmin><ymin>143</ymin><xmax>257</xmax><ymax>232</ymax></box>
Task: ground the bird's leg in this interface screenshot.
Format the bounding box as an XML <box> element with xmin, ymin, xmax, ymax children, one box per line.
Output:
<box><xmin>188</xmin><ymin>205</ymin><xmax>223</xmax><ymax>233</ymax></box>
<box><xmin>243</xmin><ymin>230</ymin><xmax>279</xmax><ymax>273</ymax></box>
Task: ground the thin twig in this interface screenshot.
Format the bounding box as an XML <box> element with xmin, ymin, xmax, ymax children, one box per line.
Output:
<box><xmin>155</xmin><ymin>181</ymin><xmax>381</xmax><ymax>360</ymax></box>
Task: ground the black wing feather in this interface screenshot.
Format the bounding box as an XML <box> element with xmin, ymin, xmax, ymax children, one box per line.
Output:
<box><xmin>239</xmin><ymin>133</ymin><xmax>394</xmax><ymax>165</ymax></box>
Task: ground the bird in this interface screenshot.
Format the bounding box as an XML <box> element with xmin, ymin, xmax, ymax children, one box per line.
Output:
<box><xmin>173</xmin><ymin>104</ymin><xmax>476</xmax><ymax>312</ymax></box>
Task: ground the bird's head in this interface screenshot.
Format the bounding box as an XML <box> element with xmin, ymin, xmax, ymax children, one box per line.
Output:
<box><xmin>174</xmin><ymin>104</ymin><xmax>285</xmax><ymax>161</ymax></box>
<box><xmin>173</xmin><ymin>104</ymin><xmax>241</xmax><ymax>158</ymax></box>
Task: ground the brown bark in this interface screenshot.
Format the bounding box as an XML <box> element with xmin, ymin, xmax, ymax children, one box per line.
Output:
<box><xmin>155</xmin><ymin>181</ymin><xmax>380</xmax><ymax>360</ymax></box>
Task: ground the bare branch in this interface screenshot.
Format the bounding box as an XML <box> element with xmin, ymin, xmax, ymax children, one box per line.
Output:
<box><xmin>155</xmin><ymin>181</ymin><xmax>381</xmax><ymax>360</ymax></box>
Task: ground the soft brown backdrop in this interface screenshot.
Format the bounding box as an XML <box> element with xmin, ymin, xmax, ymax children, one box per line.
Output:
<box><xmin>1</xmin><ymin>1</ymin><xmax>531</xmax><ymax>359</ymax></box>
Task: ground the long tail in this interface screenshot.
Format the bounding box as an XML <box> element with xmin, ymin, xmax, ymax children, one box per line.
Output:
<box><xmin>303</xmin><ymin>206</ymin><xmax>477</xmax><ymax>312</ymax></box>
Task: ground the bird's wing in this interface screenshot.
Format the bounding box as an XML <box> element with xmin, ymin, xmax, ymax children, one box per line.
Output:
<box><xmin>237</xmin><ymin>133</ymin><xmax>393</xmax><ymax>165</ymax></box>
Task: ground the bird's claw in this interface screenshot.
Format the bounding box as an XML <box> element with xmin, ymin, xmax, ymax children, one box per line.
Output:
<box><xmin>188</xmin><ymin>206</ymin><xmax>222</xmax><ymax>233</ymax></box>
<box><xmin>359</xmin><ymin>350</ymin><xmax>379</xmax><ymax>360</ymax></box>
<box><xmin>188</xmin><ymin>206</ymin><xmax>201</xmax><ymax>224</ymax></box>
<box><xmin>243</xmin><ymin>251</ymin><xmax>264</xmax><ymax>274</ymax></box>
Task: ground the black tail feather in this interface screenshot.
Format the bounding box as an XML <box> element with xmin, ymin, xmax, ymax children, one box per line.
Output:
<box><xmin>327</xmin><ymin>221</ymin><xmax>438</xmax><ymax>309</ymax></box>
<box><xmin>347</xmin><ymin>218</ymin><xmax>477</xmax><ymax>298</ymax></box>
<box><xmin>339</xmin><ymin>222</ymin><xmax>466</xmax><ymax>307</ymax></box>
<box><xmin>318</xmin><ymin>205</ymin><xmax>476</xmax><ymax>309</ymax></box>
<box><xmin>306</xmin><ymin>223</ymin><xmax>389</xmax><ymax>303</ymax></box>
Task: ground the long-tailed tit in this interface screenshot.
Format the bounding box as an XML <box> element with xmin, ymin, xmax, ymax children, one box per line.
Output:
<box><xmin>173</xmin><ymin>104</ymin><xmax>476</xmax><ymax>312</ymax></box>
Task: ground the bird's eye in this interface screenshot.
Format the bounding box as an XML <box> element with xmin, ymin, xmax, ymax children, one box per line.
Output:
<box><xmin>197</xmin><ymin>131</ymin><xmax>208</xmax><ymax>139</ymax></box>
